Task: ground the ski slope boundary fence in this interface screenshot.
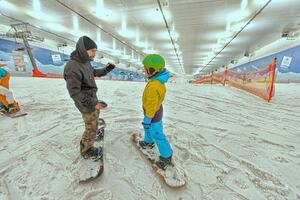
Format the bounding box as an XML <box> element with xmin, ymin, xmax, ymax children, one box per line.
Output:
<box><xmin>192</xmin><ymin>59</ymin><xmax>277</xmax><ymax>102</ymax></box>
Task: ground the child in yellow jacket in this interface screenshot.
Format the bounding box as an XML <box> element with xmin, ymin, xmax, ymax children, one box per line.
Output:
<box><xmin>140</xmin><ymin>54</ymin><xmax>173</xmax><ymax>170</ymax></box>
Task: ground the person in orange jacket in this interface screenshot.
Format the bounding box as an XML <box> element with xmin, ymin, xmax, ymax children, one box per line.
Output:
<box><xmin>0</xmin><ymin>64</ymin><xmax>20</xmax><ymax>113</ymax></box>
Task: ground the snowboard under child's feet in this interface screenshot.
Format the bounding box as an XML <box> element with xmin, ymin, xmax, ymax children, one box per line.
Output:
<box><xmin>131</xmin><ymin>132</ymin><xmax>187</xmax><ymax>188</ymax></box>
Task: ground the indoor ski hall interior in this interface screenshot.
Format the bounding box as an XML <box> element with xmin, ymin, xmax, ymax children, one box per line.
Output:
<box><xmin>0</xmin><ymin>0</ymin><xmax>299</xmax><ymax>199</ymax></box>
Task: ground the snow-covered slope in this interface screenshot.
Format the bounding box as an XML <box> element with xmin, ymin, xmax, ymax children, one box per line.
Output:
<box><xmin>0</xmin><ymin>77</ymin><xmax>299</xmax><ymax>200</ymax></box>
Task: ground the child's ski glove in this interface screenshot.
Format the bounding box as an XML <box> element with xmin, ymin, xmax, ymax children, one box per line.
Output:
<box><xmin>142</xmin><ymin>116</ymin><xmax>152</xmax><ymax>129</ymax></box>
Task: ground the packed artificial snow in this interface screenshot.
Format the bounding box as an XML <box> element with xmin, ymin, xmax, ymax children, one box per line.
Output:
<box><xmin>0</xmin><ymin>77</ymin><xmax>299</xmax><ymax>200</ymax></box>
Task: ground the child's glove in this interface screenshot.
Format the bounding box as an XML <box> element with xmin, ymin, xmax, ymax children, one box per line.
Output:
<box><xmin>142</xmin><ymin>116</ymin><xmax>152</xmax><ymax>129</ymax></box>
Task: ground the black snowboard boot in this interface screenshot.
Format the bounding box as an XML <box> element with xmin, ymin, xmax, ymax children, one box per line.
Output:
<box><xmin>80</xmin><ymin>141</ymin><xmax>102</xmax><ymax>161</ymax></box>
<box><xmin>138</xmin><ymin>140</ymin><xmax>155</xmax><ymax>149</ymax></box>
<box><xmin>155</xmin><ymin>156</ymin><xmax>173</xmax><ymax>170</ymax></box>
<box><xmin>7</xmin><ymin>104</ymin><xmax>18</xmax><ymax>113</ymax></box>
<box><xmin>0</xmin><ymin>105</ymin><xmax>7</xmax><ymax>113</ymax></box>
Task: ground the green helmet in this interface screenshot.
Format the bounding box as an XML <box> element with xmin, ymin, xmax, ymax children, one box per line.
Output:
<box><xmin>143</xmin><ymin>54</ymin><xmax>165</xmax><ymax>72</ymax></box>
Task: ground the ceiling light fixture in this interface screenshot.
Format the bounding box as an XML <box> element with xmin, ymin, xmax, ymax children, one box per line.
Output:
<box><xmin>44</xmin><ymin>23</ymin><xmax>68</xmax><ymax>32</ymax></box>
<box><xmin>29</xmin><ymin>0</ymin><xmax>56</xmax><ymax>21</ymax></box>
<box><xmin>94</xmin><ymin>0</ymin><xmax>117</xmax><ymax>23</ymax></box>
<box><xmin>33</xmin><ymin>0</ymin><xmax>41</xmax><ymax>11</ymax></box>
<box><xmin>118</xmin><ymin>15</ymin><xmax>135</xmax><ymax>38</ymax></box>
<box><xmin>227</xmin><ymin>10</ymin><xmax>250</xmax><ymax>22</ymax></box>
<box><xmin>72</xmin><ymin>15</ymin><xmax>79</xmax><ymax>31</ymax></box>
<box><xmin>241</xmin><ymin>0</ymin><xmax>248</xmax><ymax>10</ymax></box>
<box><xmin>135</xmin><ymin>27</ymin><xmax>140</xmax><ymax>42</ymax></box>
<box><xmin>97</xmin><ymin>30</ymin><xmax>101</xmax><ymax>44</ymax></box>
<box><xmin>112</xmin><ymin>38</ymin><xmax>116</xmax><ymax>51</ymax></box>
<box><xmin>0</xmin><ymin>0</ymin><xmax>17</xmax><ymax>10</ymax></box>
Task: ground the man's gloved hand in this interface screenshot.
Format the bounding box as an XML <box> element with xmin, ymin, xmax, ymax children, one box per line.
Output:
<box><xmin>142</xmin><ymin>116</ymin><xmax>152</xmax><ymax>129</ymax></box>
<box><xmin>105</xmin><ymin>63</ymin><xmax>115</xmax><ymax>73</ymax></box>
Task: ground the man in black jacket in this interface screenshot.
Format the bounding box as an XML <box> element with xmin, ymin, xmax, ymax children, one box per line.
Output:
<box><xmin>64</xmin><ymin>36</ymin><xmax>115</xmax><ymax>160</ymax></box>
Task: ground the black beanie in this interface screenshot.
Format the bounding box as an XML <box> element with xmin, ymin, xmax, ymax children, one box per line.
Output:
<box><xmin>83</xmin><ymin>36</ymin><xmax>97</xmax><ymax>50</ymax></box>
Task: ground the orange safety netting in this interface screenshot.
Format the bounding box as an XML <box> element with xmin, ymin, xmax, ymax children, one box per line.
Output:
<box><xmin>192</xmin><ymin>59</ymin><xmax>277</xmax><ymax>102</ymax></box>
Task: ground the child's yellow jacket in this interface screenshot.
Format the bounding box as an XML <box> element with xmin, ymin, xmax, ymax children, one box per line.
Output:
<box><xmin>142</xmin><ymin>70</ymin><xmax>170</xmax><ymax>118</ymax></box>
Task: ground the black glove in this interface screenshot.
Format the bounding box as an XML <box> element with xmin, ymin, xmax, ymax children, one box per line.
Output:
<box><xmin>98</xmin><ymin>100</ymin><xmax>108</xmax><ymax>108</ymax></box>
<box><xmin>105</xmin><ymin>63</ymin><xmax>115</xmax><ymax>73</ymax></box>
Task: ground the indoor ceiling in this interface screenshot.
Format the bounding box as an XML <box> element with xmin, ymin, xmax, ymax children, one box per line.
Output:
<box><xmin>0</xmin><ymin>0</ymin><xmax>300</xmax><ymax>75</ymax></box>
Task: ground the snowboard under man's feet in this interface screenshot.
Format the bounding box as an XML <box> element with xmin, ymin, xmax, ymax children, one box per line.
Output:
<box><xmin>74</xmin><ymin>100</ymin><xmax>108</xmax><ymax>183</ymax></box>
<box><xmin>96</xmin><ymin>118</ymin><xmax>106</xmax><ymax>141</ymax></box>
<box><xmin>131</xmin><ymin>133</ymin><xmax>187</xmax><ymax>188</ymax></box>
<box><xmin>76</xmin><ymin>118</ymin><xmax>106</xmax><ymax>183</ymax></box>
